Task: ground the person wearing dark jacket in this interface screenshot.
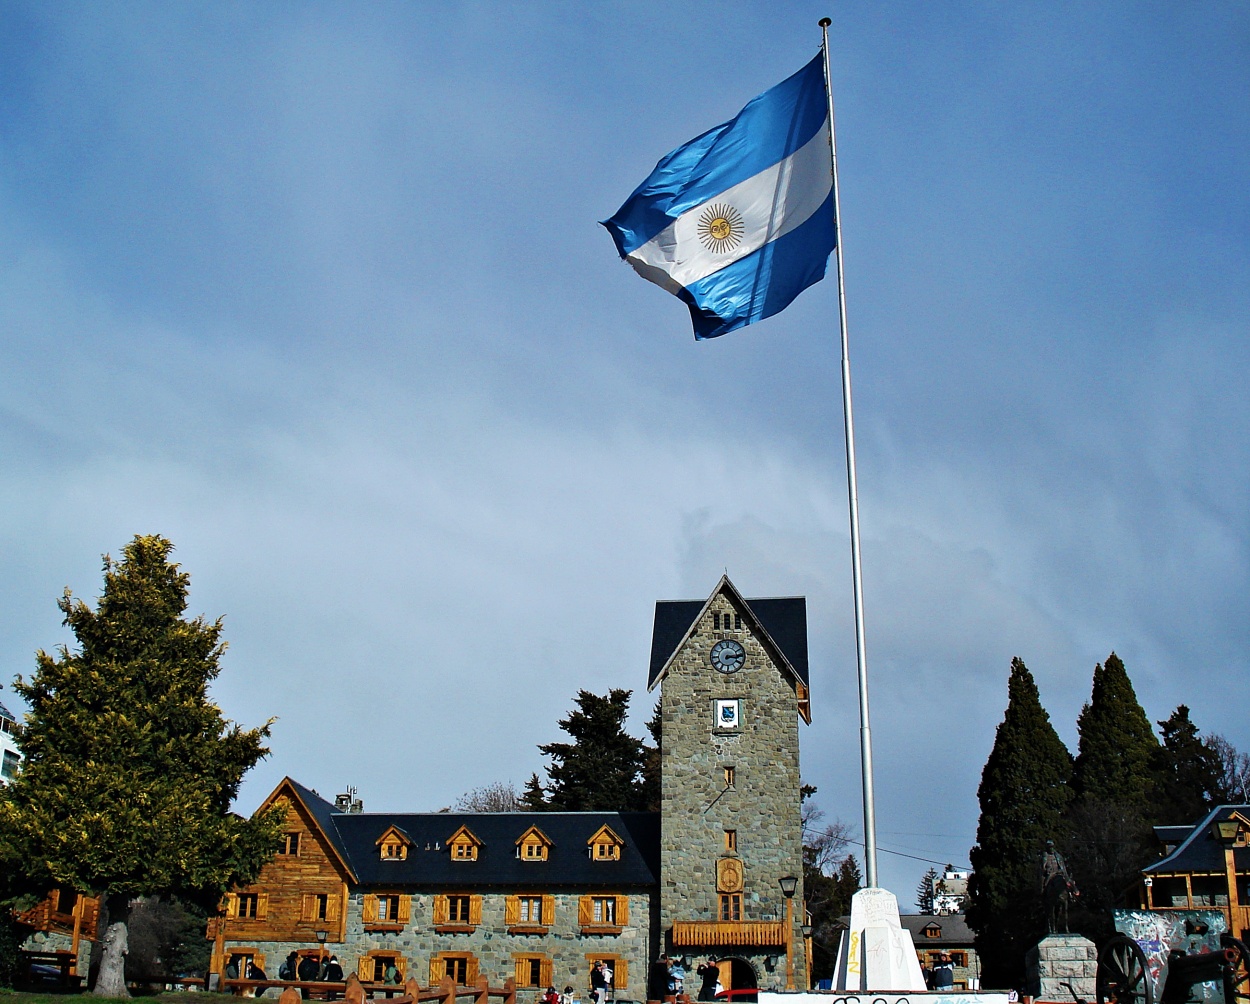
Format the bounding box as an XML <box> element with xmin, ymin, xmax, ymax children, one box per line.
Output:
<box><xmin>696</xmin><ymin>961</ymin><xmax>720</xmax><ymax>1002</ymax></box>
<box><xmin>326</xmin><ymin>957</ymin><xmax>344</xmax><ymax>982</ymax></box>
<box><xmin>297</xmin><ymin>955</ymin><xmax>320</xmax><ymax>981</ymax></box>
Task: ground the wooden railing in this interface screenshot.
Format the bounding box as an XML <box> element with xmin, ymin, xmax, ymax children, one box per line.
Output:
<box><xmin>225</xmin><ymin>973</ymin><xmax>518</xmax><ymax>1004</ymax></box>
<box><xmin>670</xmin><ymin>920</ymin><xmax>785</xmax><ymax>947</ymax></box>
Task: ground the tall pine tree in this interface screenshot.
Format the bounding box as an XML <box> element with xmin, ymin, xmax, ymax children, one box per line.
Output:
<box><xmin>1151</xmin><ymin>705</ymin><xmax>1223</xmax><ymax>824</ymax></box>
<box><xmin>0</xmin><ymin>536</ymin><xmax>282</xmax><ymax>997</ymax></box>
<box><xmin>1065</xmin><ymin>653</ymin><xmax>1160</xmax><ymax>941</ymax></box>
<box><xmin>968</xmin><ymin>658</ymin><xmax>1073</xmax><ymax>989</ymax></box>
<box><xmin>537</xmin><ymin>689</ymin><xmax>649</xmax><ymax>811</ymax></box>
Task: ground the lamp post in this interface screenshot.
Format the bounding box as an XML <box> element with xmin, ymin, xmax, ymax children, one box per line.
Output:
<box><xmin>779</xmin><ymin>876</ymin><xmax>798</xmax><ymax>992</ymax></box>
<box><xmin>801</xmin><ymin>920</ymin><xmax>813</xmax><ymax>990</ymax></box>
<box><xmin>316</xmin><ymin>929</ymin><xmax>328</xmax><ymax>966</ymax></box>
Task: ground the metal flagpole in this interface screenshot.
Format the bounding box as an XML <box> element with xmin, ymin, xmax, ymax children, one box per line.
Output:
<box><xmin>820</xmin><ymin>16</ymin><xmax>879</xmax><ymax>890</ymax></box>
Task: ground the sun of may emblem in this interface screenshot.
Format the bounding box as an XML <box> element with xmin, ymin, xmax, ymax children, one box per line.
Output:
<box><xmin>697</xmin><ymin>203</ymin><xmax>745</xmax><ymax>253</ymax></box>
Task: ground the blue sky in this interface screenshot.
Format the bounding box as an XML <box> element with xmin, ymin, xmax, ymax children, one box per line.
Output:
<box><xmin>1</xmin><ymin>2</ymin><xmax>1247</xmax><ymax>902</ymax></box>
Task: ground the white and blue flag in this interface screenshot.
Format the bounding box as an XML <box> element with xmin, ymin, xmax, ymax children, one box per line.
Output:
<box><xmin>602</xmin><ymin>54</ymin><xmax>834</xmax><ymax>340</ymax></box>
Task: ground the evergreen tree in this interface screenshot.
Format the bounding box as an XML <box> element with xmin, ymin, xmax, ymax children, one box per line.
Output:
<box><xmin>520</xmin><ymin>773</ymin><xmax>548</xmax><ymax>810</ymax></box>
<box><xmin>967</xmin><ymin>658</ymin><xmax>1073</xmax><ymax>989</ymax></box>
<box><xmin>1151</xmin><ymin>705</ymin><xmax>1222</xmax><ymax>824</ymax></box>
<box><xmin>916</xmin><ymin>868</ymin><xmax>938</xmax><ymax>914</ymax></box>
<box><xmin>0</xmin><ymin>536</ymin><xmax>283</xmax><ymax>997</ymax></box>
<box><xmin>537</xmin><ymin>689</ymin><xmax>648</xmax><ymax>811</ymax></box>
<box><xmin>830</xmin><ymin>855</ymin><xmax>861</xmax><ymax>920</ymax></box>
<box><xmin>639</xmin><ymin>700</ymin><xmax>662</xmax><ymax>812</ymax></box>
<box><xmin>1072</xmin><ymin>653</ymin><xmax>1159</xmax><ymax>806</ymax></box>
<box><xmin>1065</xmin><ymin>653</ymin><xmax>1159</xmax><ymax>942</ymax></box>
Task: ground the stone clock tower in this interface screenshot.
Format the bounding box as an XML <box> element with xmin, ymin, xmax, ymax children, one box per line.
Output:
<box><xmin>647</xmin><ymin>576</ymin><xmax>810</xmax><ymax>992</ymax></box>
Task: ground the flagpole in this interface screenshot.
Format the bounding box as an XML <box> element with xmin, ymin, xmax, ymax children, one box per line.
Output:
<box><xmin>820</xmin><ymin>16</ymin><xmax>879</xmax><ymax>890</ymax></box>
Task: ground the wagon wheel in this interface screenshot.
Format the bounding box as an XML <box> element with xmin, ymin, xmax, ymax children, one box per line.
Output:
<box><xmin>1097</xmin><ymin>934</ymin><xmax>1153</xmax><ymax>1004</ymax></box>
<box><xmin>1221</xmin><ymin>935</ymin><xmax>1250</xmax><ymax>1004</ymax></box>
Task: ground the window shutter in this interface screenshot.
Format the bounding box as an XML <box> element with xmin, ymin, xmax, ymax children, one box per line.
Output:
<box><xmin>396</xmin><ymin>956</ymin><xmax>407</xmax><ymax>979</ymax></box>
<box><xmin>469</xmin><ymin>896</ymin><xmax>482</xmax><ymax>926</ymax></box>
<box><xmin>430</xmin><ymin>958</ymin><xmax>442</xmax><ymax>985</ymax></box>
<box><xmin>513</xmin><ymin>958</ymin><xmax>526</xmax><ymax>986</ymax></box>
<box><xmin>540</xmin><ymin>958</ymin><xmax>553</xmax><ymax>987</ymax></box>
<box><xmin>256</xmin><ymin>893</ymin><xmax>269</xmax><ymax>920</ymax></box>
<box><xmin>397</xmin><ymin>896</ymin><xmax>411</xmax><ymax>925</ymax></box>
<box><xmin>301</xmin><ymin>895</ymin><xmax>315</xmax><ymax>922</ymax></box>
<box><xmin>362</xmin><ymin>895</ymin><xmax>379</xmax><ymax>923</ymax></box>
<box><xmin>614</xmin><ymin>960</ymin><xmax>627</xmax><ymax>989</ymax></box>
<box><xmin>615</xmin><ymin>896</ymin><xmax>628</xmax><ymax>925</ymax></box>
<box><xmin>358</xmin><ymin>956</ymin><xmax>372</xmax><ymax>980</ymax></box>
<box><xmin>466</xmin><ymin>956</ymin><xmax>479</xmax><ymax>985</ymax></box>
<box><xmin>225</xmin><ymin>894</ymin><xmax>240</xmax><ymax>918</ymax></box>
<box><xmin>326</xmin><ymin>894</ymin><xmax>341</xmax><ymax>922</ymax></box>
<box><xmin>541</xmin><ymin>895</ymin><xmax>555</xmax><ymax>925</ymax></box>
<box><xmin>578</xmin><ymin>896</ymin><xmax>593</xmax><ymax>926</ymax></box>
<box><xmin>504</xmin><ymin>896</ymin><xmax>519</xmax><ymax>926</ymax></box>
<box><xmin>433</xmin><ymin>896</ymin><xmax>448</xmax><ymax>925</ymax></box>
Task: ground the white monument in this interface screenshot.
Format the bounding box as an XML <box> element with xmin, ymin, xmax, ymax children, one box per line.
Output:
<box><xmin>833</xmin><ymin>888</ymin><xmax>927</xmax><ymax>991</ymax></box>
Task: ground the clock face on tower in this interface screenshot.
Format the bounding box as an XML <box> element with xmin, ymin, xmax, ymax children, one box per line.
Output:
<box><xmin>710</xmin><ymin>639</ymin><xmax>746</xmax><ymax>674</ymax></box>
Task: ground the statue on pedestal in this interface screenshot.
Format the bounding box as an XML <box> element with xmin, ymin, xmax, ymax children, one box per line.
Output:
<box><xmin>1039</xmin><ymin>839</ymin><xmax>1078</xmax><ymax>935</ymax></box>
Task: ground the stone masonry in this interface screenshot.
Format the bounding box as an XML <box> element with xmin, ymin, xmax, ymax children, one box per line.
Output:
<box><xmin>1024</xmin><ymin>934</ymin><xmax>1097</xmax><ymax>1001</ymax></box>
<box><xmin>658</xmin><ymin>585</ymin><xmax>806</xmax><ymax>989</ymax></box>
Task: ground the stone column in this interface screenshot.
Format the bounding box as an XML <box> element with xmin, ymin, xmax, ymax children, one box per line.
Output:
<box><xmin>1025</xmin><ymin>934</ymin><xmax>1097</xmax><ymax>1000</ymax></box>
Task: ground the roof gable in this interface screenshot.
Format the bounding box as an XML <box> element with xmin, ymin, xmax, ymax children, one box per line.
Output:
<box><xmin>647</xmin><ymin>576</ymin><xmax>810</xmax><ymax>714</ymax></box>
<box><xmin>258</xmin><ymin>777</ymin><xmax>358</xmax><ymax>883</ymax></box>
<box><xmin>1144</xmin><ymin>805</ymin><xmax>1250</xmax><ymax>876</ymax></box>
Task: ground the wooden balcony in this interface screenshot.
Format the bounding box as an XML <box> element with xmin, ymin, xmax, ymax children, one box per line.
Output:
<box><xmin>670</xmin><ymin>921</ymin><xmax>785</xmax><ymax>947</ymax></box>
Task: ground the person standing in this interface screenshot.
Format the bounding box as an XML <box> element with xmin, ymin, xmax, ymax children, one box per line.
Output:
<box><xmin>590</xmin><ymin>961</ymin><xmax>608</xmax><ymax>1004</ymax></box>
<box><xmin>697</xmin><ymin>960</ymin><xmax>720</xmax><ymax>1002</ymax></box>
<box><xmin>931</xmin><ymin>953</ymin><xmax>955</xmax><ymax>990</ymax></box>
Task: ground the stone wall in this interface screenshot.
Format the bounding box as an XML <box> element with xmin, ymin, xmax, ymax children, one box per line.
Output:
<box><xmin>224</xmin><ymin>889</ymin><xmax>654</xmax><ymax>996</ymax></box>
<box><xmin>659</xmin><ymin>588</ymin><xmax>806</xmax><ymax>987</ymax></box>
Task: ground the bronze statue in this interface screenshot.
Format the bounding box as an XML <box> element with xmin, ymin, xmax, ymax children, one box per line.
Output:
<box><xmin>1039</xmin><ymin>839</ymin><xmax>1077</xmax><ymax>934</ymax></box>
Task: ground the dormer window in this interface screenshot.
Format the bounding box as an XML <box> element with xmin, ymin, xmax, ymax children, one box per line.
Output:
<box><xmin>588</xmin><ymin>825</ymin><xmax>624</xmax><ymax>861</ymax></box>
<box><xmin>923</xmin><ymin>924</ymin><xmax>942</xmax><ymax>939</ymax></box>
<box><xmin>447</xmin><ymin>825</ymin><xmax>482</xmax><ymax>862</ymax></box>
<box><xmin>375</xmin><ymin>825</ymin><xmax>412</xmax><ymax>861</ymax></box>
<box><xmin>516</xmin><ymin>825</ymin><xmax>552</xmax><ymax>862</ymax></box>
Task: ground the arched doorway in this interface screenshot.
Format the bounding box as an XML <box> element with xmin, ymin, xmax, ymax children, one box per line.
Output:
<box><xmin>714</xmin><ymin>957</ymin><xmax>758</xmax><ymax>1003</ymax></box>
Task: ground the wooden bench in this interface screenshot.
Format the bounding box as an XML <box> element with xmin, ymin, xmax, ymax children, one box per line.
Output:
<box><xmin>16</xmin><ymin>950</ymin><xmax>83</xmax><ymax>993</ymax></box>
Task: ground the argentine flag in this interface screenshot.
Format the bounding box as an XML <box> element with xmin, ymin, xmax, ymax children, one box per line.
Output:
<box><xmin>602</xmin><ymin>54</ymin><xmax>834</xmax><ymax>340</ymax></box>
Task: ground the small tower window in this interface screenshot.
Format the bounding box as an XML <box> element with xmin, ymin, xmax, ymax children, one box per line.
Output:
<box><xmin>734</xmin><ymin>613</ymin><xmax>742</xmax><ymax>629</ymax></box>
<box><xmin>723</xmin><ymin>766</ymin><xmax>736</xmax><ymax>788</ymax></box>
<box><xmin>724</xmin><ymin>829</ymin><xmax>737</xmax><ymax>853</ymax></box>
<box><xmin>713</xmin><ymin>612</ymin><xmax>721</xmax><ymax>629</ymax></box>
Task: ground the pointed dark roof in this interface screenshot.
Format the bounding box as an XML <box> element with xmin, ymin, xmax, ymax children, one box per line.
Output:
<box><xmin>1143</xmin><ymin>805</ymin><xmax>1250</xmax><ymax>875</ymax></box>
<box><xmin>0</xmin><ymin>700</ymin><xmax>15</xmax><ymax>724</ymax></box>
<box><xmin>648</xmin><ymin>582</ymin><xmax>809</xmax><ymax>690</ymax></box>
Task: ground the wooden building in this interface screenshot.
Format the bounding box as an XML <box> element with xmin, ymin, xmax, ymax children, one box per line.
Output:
<box><xmin>15</xmin><ymin>888</ymin><xmax>101</xmax><ymax>977</ymax></box>
<box><xmin>1138</xmin><ymin>805</ymin><xmax>1250</xmax><ymax>940</ymax></box>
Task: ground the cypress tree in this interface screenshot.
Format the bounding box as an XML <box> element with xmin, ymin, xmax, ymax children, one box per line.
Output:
<box><xmin>1072</xmin><ymin>653</ymin><xmax>1159</xmax><ymax>806</ymax></box>
<box><xmin>1065</xmin><ymin>653</ymin><xmax>1160</xmax><ymax>942</ymax></box>
<box><xmin>967</xmin><ymin>658</ymin><xmax>1073</xmax><ymax>989</ymax></box>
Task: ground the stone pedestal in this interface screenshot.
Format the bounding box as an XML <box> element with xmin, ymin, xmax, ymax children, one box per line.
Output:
<box><xmin>1025</xmin><ymin>934</ymin><xmax>1097</xmax><ymax>1000</ymax></box>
